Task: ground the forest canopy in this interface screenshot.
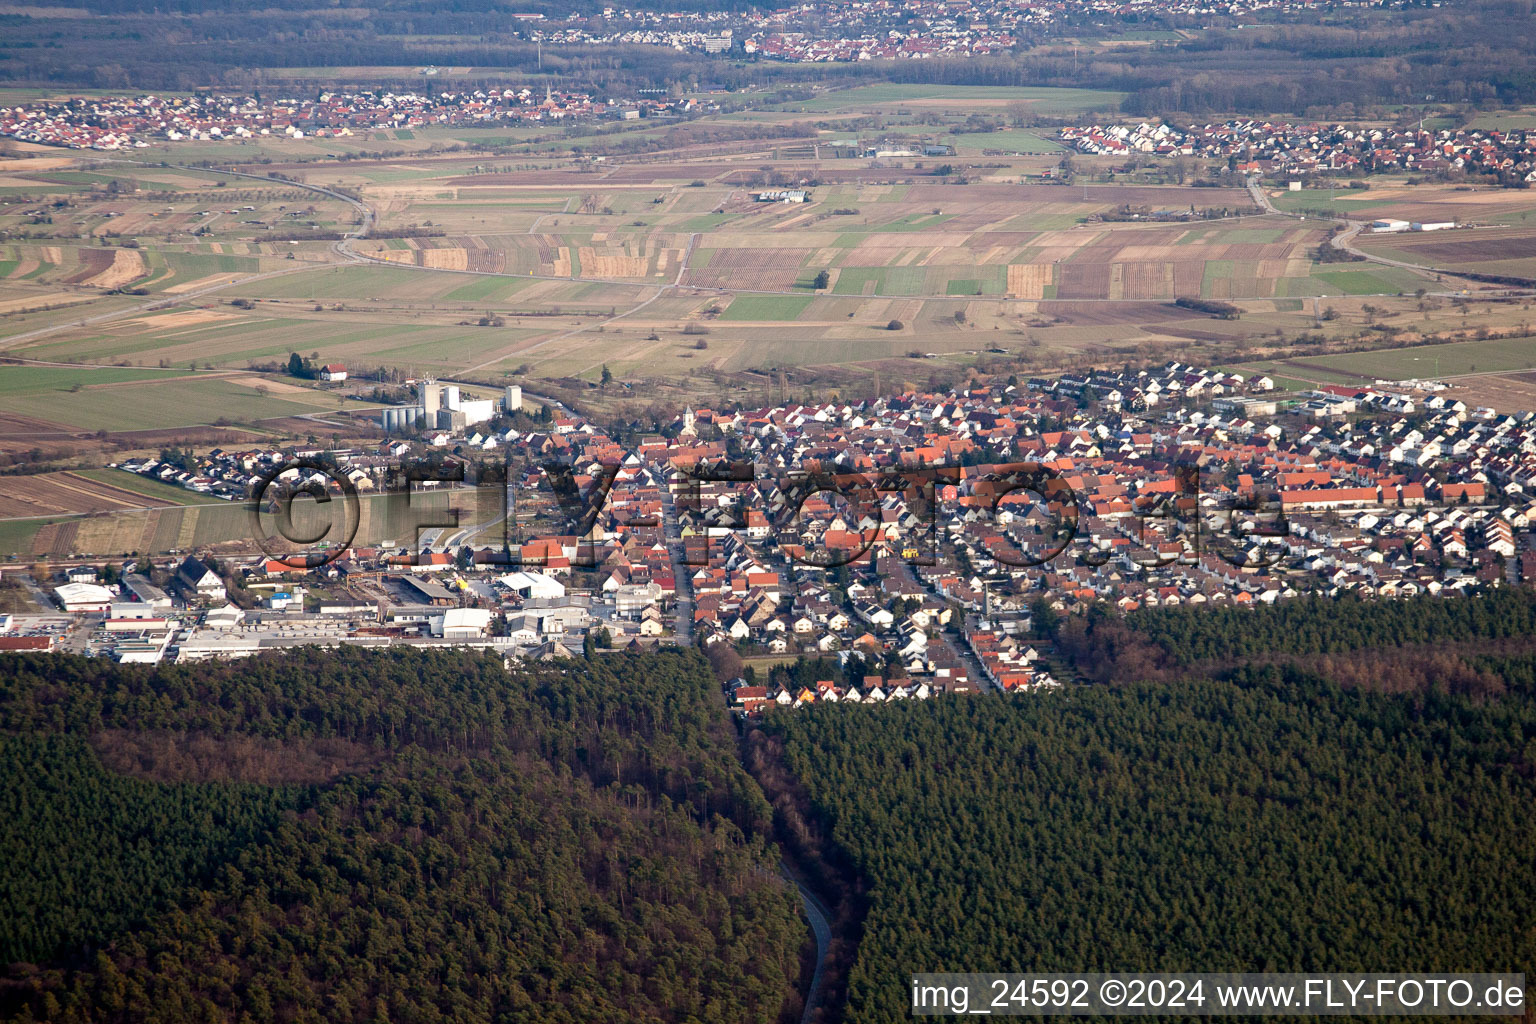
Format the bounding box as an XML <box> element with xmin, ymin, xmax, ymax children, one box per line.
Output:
<box><xmin>0</xmin><ymin>647</ymin><xmax>806</xmax><ymax>1024</ymax></box>
<box><xmin>761</xmin><ymin>674</ymin><xmax>1536</xmax><ymax>1022</ymax></box>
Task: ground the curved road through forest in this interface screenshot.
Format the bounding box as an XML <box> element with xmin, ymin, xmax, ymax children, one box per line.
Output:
<box><xmin>781</xmin><ymin>862</ymin><xmax>833</xmax><ymax>1024</ymax></box>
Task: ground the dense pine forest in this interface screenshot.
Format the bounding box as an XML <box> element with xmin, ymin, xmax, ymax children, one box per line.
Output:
<box><xmin>0</xmin><ymin>648</ymin><xmax>806</xmax><ymax>1024</ymax></box>
<box><xmin>761</xmin><ymin>677</ymin><xmax>1536</xmax><ymax>1022</ymax></box>
<box><xmin>1056</xmin><ymin>589</ymin><xmax>1536</xmax><ymax>693</ymax></box>
<box><xmin>751</xmin><ymin>592</ymin><xmax>1536</xmax><ymax>1022</ymax></box>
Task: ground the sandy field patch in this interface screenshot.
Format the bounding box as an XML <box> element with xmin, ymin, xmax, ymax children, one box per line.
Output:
<box><xmin>88</xmin><ymin>247</ymin><xmax>146</xmax><ymax>289</ymax></box>
<box><xmin>126</xmin><ymin>308</ymin><xmax>238</xmax><ymax>331</ymax></box>
<box><xmin>0</xmin><ymin>155</ymin><xmax>77</xmax><ymax>171</ymax></box>
<box><xmin>224</xmin><ymin>374</ymin><xmax>313</xmax><ymax>394</ymax></box>
<box><xmin>1007</xmin><ymin>264</ymin><xmax>1052</xmax><ymax>300</ymax></box>
<box><xmin>421</xmin><ymin>247</ymin><xmax>470</xmax><ymax>271</ymax></box>
<box><xmin>578</xmin><ymin>246</ymin><xmax>650</xmax><ymax>278</ymax></box>
<box><xmin>162</xmin><ymin>273</ymin><xmax>242</xmax><ymax>294</ymax></box>
<box><xmin>1446</xmin><ymin>372</ymin><xmax>1536</xmax><ymax>414</ymax></box>
<box><xmin>0</xmin><ymin>291</ymin><xmax>93</xmax><ymax>313</ymax></box>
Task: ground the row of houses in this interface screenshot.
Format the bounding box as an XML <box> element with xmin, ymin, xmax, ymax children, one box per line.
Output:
<box><xmin>1061</xmin><ymin>120</ymin><xmax>1536</xmax><ymax>182</ymax></box>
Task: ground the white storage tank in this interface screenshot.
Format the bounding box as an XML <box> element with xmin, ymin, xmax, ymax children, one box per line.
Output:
<box><xmin>381</xmin><ymin>407</ymin><xmax>414</xmax><ymax>432</ymax></box>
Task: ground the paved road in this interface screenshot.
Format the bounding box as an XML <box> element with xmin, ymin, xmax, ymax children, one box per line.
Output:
<box><xmin>891</xmin><ymin>559</ymin><xmax>996</xmax><ymax>692</ymax></box>
<box><xmin>661</xmin><ymin>487</ymin><xmax>694</xmax><ymax>644</ymax></box>
<box><xmin>1245</xmin><ymin>176</ymin><xmax>1536</xmax><ymax>296</ymax></box>
<box><xmin>781</xmin><ymin>861</ymin><xmax>833</xmax><ymax>1024</ymax></box>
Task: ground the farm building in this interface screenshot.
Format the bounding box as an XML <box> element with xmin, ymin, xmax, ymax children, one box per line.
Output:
<box><xmin>754</xmin><ymin>189</ymin><xmax>809</xmax><ymax>203</ymax></box>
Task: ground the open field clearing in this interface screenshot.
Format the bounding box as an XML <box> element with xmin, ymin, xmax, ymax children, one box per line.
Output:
<box><xmin>1468</xmin><ymin>110</ymin><xmax>1536</xmax><ymax>131</ymax></box>
<box><xmin>1287</xmin><ymin>336</ymin><xmax>1536</xmax><ymax>381</ymax></box>
<box><xmin>0</xmin><ymin>469</ymin><xmax>198</xmax><ymax>518</ymax></box>
<box><xmin>720</xmin><ymin>295</ymin><xmax>816</xmax><ymax>321</ymax></box>
<box><xmin>1443</xmin><ymin>371</ymin><xmax>1536</xmax><ymax>412</ymax></box>
<box><xmin>7</xmin><ymin>294</ymin><xmax>614</xmax><ymax>373</ymax></box>
<box><xmin>785</xmin><ymin>85</ymin><xmax>1125</xmax><ymax>114</ymax></box>
<box><xmin>1223</xmin><ymin>337</ymin><xmax>1536</xmax><ymax>411</ymax></box>
<box><xmin>1</xmin><ymin>129</ymin><xmax>1530</xmax><ymax>422</ymax></box>
<box><xmin>952</xmin><ymin>129</ymin><xmax>1064</xmax><ymax>154</ymax></box>
<box><xmin>0</xmin><ymin>364</ymin><xmax>357</xmax><ymax>431</ymax></box>
<box><xmin>1310</xmin><ymin>266</ymin><xmax>1434</xmax><ymax>295</ymax></box>
<box><xmin>1356</xmin><ymin>226</ymin><xmax>1536</xmax><ymax>279</ymax></box>
<box><xmin>0</xmin><ymin>484</ymin><xmax>477</xmax><ymax>559</ymax></box>
<box><xmin>1274</xmin><ymin>183</ymin><xmax>1536</xmax><ymax>226</ymax></box>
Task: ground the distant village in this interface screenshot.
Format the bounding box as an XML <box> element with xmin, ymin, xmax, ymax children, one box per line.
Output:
<box><xmin>520</xmin><ymin>0</ymin><xmax>1392</xmax><ymax>64</ymax></box>
<box><xmin>8</xmin><ymin>357</ymin><xmax>1536</xmax><ymax>717</ymax></box>
<box><xmin>1060</xmin><ymin>120</ymin><xmax>1536</xmax><ymax>183</ymax></box>
<box><xmin>0</xmin><ymin>88</ymin><xmax>705</xmax><ymax>150</ymax></box>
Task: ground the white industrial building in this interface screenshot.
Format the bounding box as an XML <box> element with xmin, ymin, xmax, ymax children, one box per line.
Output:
<box><xmin>434</xmin><ymin>607</ymin><xmax>492</xmax><ymax>638</ymax></box>
<box><xmin>54</xmin><ymin>582</ymin><xmax>115</xmax><ymax>612</ymax></box>
<box><xmin>382</xmin><ymin>379</ymin><xmax>499</xmax><ymax>433</ymax></box>
<box><xmin>497</xmin><ymin>571</ymin><xmax>565</xmax><ymax>600</ymax></box>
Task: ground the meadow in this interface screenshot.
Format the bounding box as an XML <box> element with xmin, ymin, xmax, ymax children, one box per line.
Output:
<box><xmin>0</xmin><ymin>365</ymin><xmax>355</xmax><ymax>431</ymax></box>
<box><xmin>1291</xmin><ymin>336</ymin><xmax>1536</xmax><ymax>381</ymax></box>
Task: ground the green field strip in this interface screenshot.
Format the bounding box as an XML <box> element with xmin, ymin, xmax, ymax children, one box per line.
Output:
<box><xmin>679</xmin><ymin>214</ymin><xmax>736</xmax><ymax>232</ymax></box>
<box><xmin>831</xmin><ymin>268</ymin><xmax>883</xmax><ymax>295</ymax></box>
<box><xmin>444</xmin><ymin>275</ymin><xmax>520</xmax><ymax>302</ymax></box>
<box><xmin>720</xmin><ymin>295</ymin><xmax>815</xmax><ymax>321</ymax></box>
<box><xmin>959</xmin><ymin>129</ymin><xmax>1063</xmax><ymax>154</ymax></box>
<box><xmin>0</xmin><ymin>365</ymin><xmax>184</xmax><ymax>396</ymax></box>
<box><xmin>0</xmin><ymin>517</ymin><xmax>52</xmax><ymax>556</ymax></box>
<box><xmin>1199</xmin><ymin>260</ymin><xmax>1234</xmax><ymax>298</ymax></box>
<box><xmin>1312</xmin><ymin>268</ymin><xmax>1423</xmax><ymax>295</ymax></box>
<box><xmin>74</xmin><ymin>469</ymin><xmax>207</xmax><ymax>506</ymax></box>
<box><xmin>869</xmin><ymin>213</ymin><xmax>955</xmax><ymax>233</ymax></box>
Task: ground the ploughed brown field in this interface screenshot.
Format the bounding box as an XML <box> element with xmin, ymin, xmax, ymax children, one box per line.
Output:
<box><xmin>0</xmin><ymin>471</ymin><xmax>181</xmax><ymax>518</ymax></box>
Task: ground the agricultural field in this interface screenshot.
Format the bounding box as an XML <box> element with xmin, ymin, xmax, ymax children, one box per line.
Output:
<box><xmin>3</xmin><ymin>92</ymin><xmax>1534</xmax><ymax>441</ymax></box>
<box><xmin>0</xmin><ymin>483</ymin><xmax>487</xmax><ymax>561</ymax></box>
<box><xmin>1355</xmin><ymin>225</ymin><xmax>1536</xmax><ymax>281</ymax></box>
<box><xmin>1279</xmin><ymin>336</ymin><xmax>1536</xmax><ymax>381</ymax></box>
<box><xmin>1271</xmin><ymin>182</ymin><xmax>1536</xmax><ymax>227</ymax></box>
<box><xmin>0</xmin><ymin>364</ymin><xmax>364</xmax><ymax>432</ymax></box>
<box><xmin>784</xmin><ymin>84</ymin><xmax>1126</xmax><ymax>116</ymax></box>
<box><xmin>0</xmin><ymin>468</ymin><xmax>203</xmax><ymax>519</ymax></box>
